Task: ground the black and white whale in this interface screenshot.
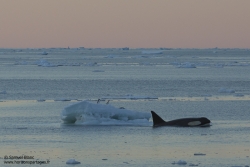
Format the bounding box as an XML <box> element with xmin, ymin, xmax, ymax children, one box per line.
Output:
<box><xmin>151</xmin><ymin>111</ymin><xmax>211</xmax><ymax>127</ymax></box>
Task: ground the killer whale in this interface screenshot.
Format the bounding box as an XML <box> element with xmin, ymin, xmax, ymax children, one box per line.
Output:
<box><xmin>151</xmin><ymin>111</ymin><xmax>211</xmax><ymax>127</ymax></box>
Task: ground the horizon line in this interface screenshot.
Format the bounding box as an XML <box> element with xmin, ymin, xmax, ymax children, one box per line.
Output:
<box><xmin>1</xmin><ymin>47</ymin><xmax>249</xmax><ymax>50</ymax></box>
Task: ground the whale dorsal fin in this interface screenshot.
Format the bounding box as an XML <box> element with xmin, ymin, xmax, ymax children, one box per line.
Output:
<box><xmin>151</xmin><ymin>111</ymin><xmax>166</xmax><ymax>126</ymax></box>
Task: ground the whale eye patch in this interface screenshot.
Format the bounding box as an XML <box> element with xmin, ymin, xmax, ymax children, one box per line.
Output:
<box><xmin>188</xmin><ymin>121</ymin><xmax>201</xmax><ymax>126</ymax></box>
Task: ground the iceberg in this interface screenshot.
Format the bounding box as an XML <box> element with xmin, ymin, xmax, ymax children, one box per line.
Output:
<box><xmin>61</xmin><ymin>100</ymin><xmax>151</xmax><ymax>126</ymax></box>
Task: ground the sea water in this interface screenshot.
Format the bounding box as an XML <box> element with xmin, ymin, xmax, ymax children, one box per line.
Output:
<box><xmin>0</xmin><ymin>48</ymin><xmax>250</xmax><ymax>167</ymax></box>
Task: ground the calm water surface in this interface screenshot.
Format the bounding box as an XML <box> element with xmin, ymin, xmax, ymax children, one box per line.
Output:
<box><xmin>0</xmin><ymin>48</ymin><xmax>250</xmax><ymax>166</ymax></box>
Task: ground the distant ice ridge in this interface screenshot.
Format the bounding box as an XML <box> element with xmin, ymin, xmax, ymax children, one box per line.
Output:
<box><xmin>37</xmin><ymin>59</ymin><xmax>81</xmax><ymax>67</ymax></box>
<box><xmin>61</xmin><ymin>100</ymin><xmax>151</xmax><ymax>126</ymax></box>
<box><xmin>141</xmin><ymin>50</ymin><xmax>163</xmax><ymax>54</ymax></box>
<box><xmin>170</xmin><ymin>61</ymin><xmax>250</xmax><ymax>68</ymax></box>
<box><xmin>101</xmin><ymin>94</ymin><xmax>158</xmax><ymax>100</ymax></box>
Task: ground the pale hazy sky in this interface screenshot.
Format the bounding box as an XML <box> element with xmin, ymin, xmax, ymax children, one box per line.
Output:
<box><xmin>1</xmin><ymin>0</ymin><xmax>250</xmax><ymax>48</ymax></box>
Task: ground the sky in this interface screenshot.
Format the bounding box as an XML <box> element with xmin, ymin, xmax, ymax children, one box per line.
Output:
<box><xmin>1</xmin><ymin>0</ymin><xmax>250</xmax><ymax>48</ymax></box>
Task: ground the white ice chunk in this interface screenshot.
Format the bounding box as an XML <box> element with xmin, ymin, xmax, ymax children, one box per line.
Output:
<box><xmin>61</xmin><ymin>100</ymin><xmax>151</xmax><ymax>125</ymax></box>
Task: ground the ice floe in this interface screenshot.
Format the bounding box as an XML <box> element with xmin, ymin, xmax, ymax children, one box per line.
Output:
<box><xmin>218</xmin><ymin>88</ymin><xmax>235</xmax><ymax>93</ymax></box>
<box><xmin>169</xmin><ymin>61</ymin><xmax>250</xmax><ymax>68</ymax></box>
<box><xmin>0</xmin><ymin>91</ymin><xmax>7</xmax><ymax>94</ymax></box>
<box><xmin>121</xmin><ymin>47</ymin><xmax>129</xmax><ymax>50</ymax></box>
<box><xmin>54</xmin><ymin>98</ymin><xmax>72</xmax><ymax>102</ymax></box>
<box><xmin>234</xmin><ymin>94</ymin><xmax>244</xmax><ymax>97</ymax></box>
<box><xmin>214</xmin><ymin>63</ymin><xmax>225</xmax><ymax>68</ymax></box>
<box><xmin>66</xmin><ymin>159</ymin><xmax>80</xmax><ymax>164</ymax></box>
<box><xmin>172</xmin><ymin>160</ymin><xmax>187</xmax><ymax>165</ymax></box>
<box><xmin>61</xmin><ymin>100</ymin><xmax>151</xmax><ymax>125</ymax></box>
<box><xmin>37</xmin><ymin>59</ymin><xmax>57</xmax><ymax>67</ymax></box>
<box><xmin>85</xmin><ymin>62</ymin><xmax>99</xmax><ymax>66</ymax></box>
<box><xmin>37</xmin><ymin>99</ymin><xmax>46</xmax><ymax>102</ymax></box>
<box><xmin>105</xmin><ymin>55</ymin><xmax>120</xmax><ymax>58</ymax></box>
<box><xmin>41</xmin><ymin>51</ymin><xmax>48</xmax><ymax>55</ymax></box>
<box><xmin>14</xmin><ymin>59</ymin><xmax>84</xmax><ymax>67</ymax></box>
<box><xmin>177</xmin><ymin>62</ymin><xmax>196</xmax><ymax>68</ymax></box>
